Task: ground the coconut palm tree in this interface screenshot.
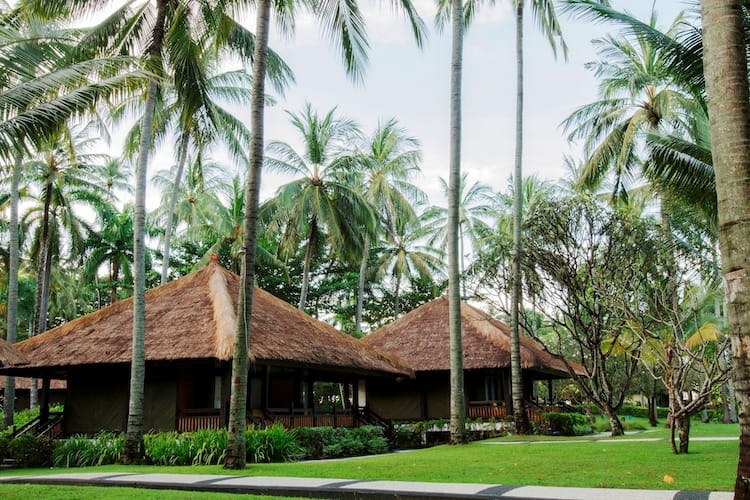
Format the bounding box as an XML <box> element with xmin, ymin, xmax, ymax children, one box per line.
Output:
<box><xmin>353</xmin><ymin>119</ymin><xmax>424</xmax><ymax>333</ymax></box>
<box><xmin>373</xmin><ymin>209</ymin><xmax>444</xmax><ymax>316</ymax></box>
<box><xmin>225</xmin><ymin>0</ymin><xmax>426</xmax><ymax>469</ymax></box>
<box><xmin>700</xmin><ymin>1</ymin><xmax>750</xmax><ymax>496</ymax></box>
<box><xmin>83</xmin><ymin>204</ymin><xmax>138</xmax><ymax>307</ymax></box>
<box><xmin>0</xmin><ymin>6</ymin><xmax>144</xmax><ymax>427</ymax></box>
<box><xmin>446</xmin><ymin>0</ymin><xmax>466</xmax><ymax>446</ymax></box>
<box><xmin>263</xmin><ymin>104</ymin><xmax>376</xmax><ymax>311</ymax></box>
<box><xmin>561</xmin><ymin>9</ymin><xmax>695</xmax><ymax>197</ymax></box>
<box><xmin>422</xmin><ymin>174</ymin><xmax>494</xmax><ymax>288</ymax></box>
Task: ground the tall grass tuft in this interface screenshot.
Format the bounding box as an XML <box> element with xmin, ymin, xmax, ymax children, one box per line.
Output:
<box><xmin>53</xmin><ymin>432</ymin><xmax>124</xmax><ymax>467</ymax></box>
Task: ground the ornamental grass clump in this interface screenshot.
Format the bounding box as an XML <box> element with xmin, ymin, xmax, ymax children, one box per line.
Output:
<box><xmin>53</xmin><ymin>432</ymin><xmax>124</xmax><ymax>467</ymax></box>
<box><xmin>245</xmin><ymin>424</ymin><xmax>302</xmax><ymax>463</ymax></box>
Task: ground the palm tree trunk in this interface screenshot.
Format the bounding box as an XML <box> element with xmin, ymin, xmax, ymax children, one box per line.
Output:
<box><xmin>2</xmin><ymin>151</ymin><xmax>22</xmax><ymax>429</ymax></box>
<box><xmin>161</xmin><ymin>131</ymin><xmax>190</xmax><ymax>284</ymax></box>
<box><xmin>355</xmin><ymin>235</ymin><xmax>370</xmax><ymax>333</ymax></box>
<box><xmin>122</xmin><ymin>0</ymin><xmax>168</xmax><ymax>465</ymax></box>
<box><xmin>447</xmin><ymin>0</ymin><xmax>466</xmax><ymax>446</ymax></box>
<box><xmin>700</xmin><ymin>1</ymin><xmax>750</xmax><ymax>496</ymax></box>
<box><xmin>225</xmin><ymin>0</ymin><xmax>271</xmax><ymax>470</ymax></box>
<box><xmin>30</xmin><ymin>177</ymin><xmax>53</xmax><ymax>410</ymax></box>
<box><xmin>298</xmin><ymin>220</ymin><xmax>318</xmax><ymax>311</ymax></box>
<box><xmin>510</xmin><ymin>0</ymin><xmax>529</xmax><ymax>435</ymax></box>
<box><xmin>111</xmin><ymin>258</ymin><xmax>121</xmax><ymax>305</ymax></box>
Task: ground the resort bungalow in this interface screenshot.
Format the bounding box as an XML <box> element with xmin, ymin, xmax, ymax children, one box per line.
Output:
<box><xmin>1</xmin><ymin>377</ymin><xmax>67</xmax><ymax>411</ymax></box>
<box><xmin>362</xmin><ymin>296</ymin><xmax>584</xmax><ymax>422</ymax></box>
<box><xmin>0</xmin><ymin>261</ymin><xmax>412</xmax><ymax>436</ymax></box>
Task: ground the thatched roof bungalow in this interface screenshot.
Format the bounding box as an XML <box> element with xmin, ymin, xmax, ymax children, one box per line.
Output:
<box><xmin>362</xmin><ymin>296</ymin><xmax>584</xmax><ymax>421</ymax></box>
<box><xmin>1</xmin><ymin>262</ymin><xmax>411</xmax><ymax>434</ymax></box>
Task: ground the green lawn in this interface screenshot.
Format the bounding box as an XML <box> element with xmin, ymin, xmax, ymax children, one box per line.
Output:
<box><xmin>0</xmin><ymin>421</ymin><xmax>738</xmax><ymax>495</ymax></box>
<box><xmin>0</xmin><ymin>484</ymin><xmax>306</xmax><ymax>500</ymax></box>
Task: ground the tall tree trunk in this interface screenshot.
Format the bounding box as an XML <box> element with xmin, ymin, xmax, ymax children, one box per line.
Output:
<box><xmin>673</xmin><ymin>413</ymin><xmax>691</xmax><ymax>454</ymax></box>
<box><xmin>2</xmin><ymin>151</ymin><xmax>22</xmax><ymax>429</ymax></box>
<box><xmin>647</xmin><ymin>395</ymin><xmax>658</xmax><ymax>427</ymax></box>
<box><xmin>298</xmin><ymin>220</ymin><xmax>318</xmax><ymax>311</ymax></box>
<box><xmin>30</xmin><ymin>177</ymin><xmax>53</xmax><ymax>410</ymax></box>
<box><xmin>355</xmin><ymin>235</ymin><xmax>370</xmax><ymax>333</ymax></box>
<box><xmin>700</xmin><ymin>2</ymin><xmax>750</xmax><ymax>495</ymax></box>
<box><xmin>394</xmin><ymin>274</ymin><xmax>401</xmax><ymax>316</ymax></box>
<box><xmin>225</xmin><ymin>0</ymin><xmax>270</xmax><ymax>470</ymax></box>
<box><xmin>122</xmin><ymin>0</ymin><xmax>167</xmax><ymax>465</ymax></box>
<box><xmin>111</xmin><ymin>258</ymin><xmax>121</xmax><ymax>305</ymax></box>
<box><xmin>603</xmin><ymin>407</ymin><xmax>624</xmax><ymax>437</ymax></box>
<box><xmin>510</xmin><ymin>0</ymin><xmax>529</xmax><ymax>436</ymax></box>
<box><xmin>447</xmin><ymin>0</ymin><xmax>466</xmax><ymax>446</ymax></box>
<box><xmin>161</xmin><ymin>131</ymin><xmax>190</xmax><ymax>285</ymax></box>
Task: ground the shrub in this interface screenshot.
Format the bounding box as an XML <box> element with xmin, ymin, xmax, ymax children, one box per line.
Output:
<box><xmin>144</xmin><ymin>432</ymin><xmax>191</xmax><ymax>465</ymax></box>
<box><xmin>250</xmin><ymin>424</ymin><xmax>302</xmax><ymax>463</ymax></box>
<box><xmin>0</xmin><ymin>436</ymin><xmax>8</xmax><ymax>461</ymax></box>
<box><xmin>8</xmin><ymin>434</ymin><xmax>54</xmax><ymax>467</ymax></box>
<box><xmin>191</xmin><ymin>429</ymin><xmax>227</xmax><ymax>465</ymax></box>
<box><xmin>295</xmin><ymin>426</ymin><xmax>390</xmax><ymax>460</ymax></box>
<box><xmin>390</xmin><ymin>425</ymin><xmax>420</xmax><ymax>449</ymax></box>
<box><xmin>53</xmin><ymin>432</ymin><xmax>123</xmax><ymax>467</ymax></box>
<box><xmin>544</xmin><ymin>412</ymin><xmax>593</xmax><ymax>436</ymax></box>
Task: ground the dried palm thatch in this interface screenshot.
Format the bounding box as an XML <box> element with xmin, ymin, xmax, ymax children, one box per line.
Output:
<box><xmin>0</xmin><ymin>339</ymin><xmax>28</xmax><ymax>367</ymax></box>
<box><xmin>4</xmin><ymin>377</ymin><xmax>66</xmax><ymax>390</ymax></box>
<box><xmin>8</xmin><ymin>263</ymin><xmax>412</xmax><ymax>378</ymax></box>
<box><xmin>363</xmin><ymin>295</ymin><xmax>585</xmax><ymax>377</ymax></box>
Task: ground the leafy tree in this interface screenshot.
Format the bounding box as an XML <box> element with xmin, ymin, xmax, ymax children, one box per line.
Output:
<box><xmin>524</xmin><ymin>195</ymin><xmax>659</xmax><ymax>436</ymax></box>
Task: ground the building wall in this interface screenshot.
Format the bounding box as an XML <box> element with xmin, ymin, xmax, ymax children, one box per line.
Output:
<box><xmin>65</xmin><ymin>366</ymin><xmax>180</xmax><ymax>435</ymax></box>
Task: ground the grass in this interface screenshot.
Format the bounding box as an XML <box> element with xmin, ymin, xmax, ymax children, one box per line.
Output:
<box><xmin>0</xmin><ymin>420</ymin><xmax>738</xmax><ymax>494</ymax></box>
<box><xmin>0</xmin><ymin>484</ymin><xmax>307</xmax><ymax>499</ymax></box>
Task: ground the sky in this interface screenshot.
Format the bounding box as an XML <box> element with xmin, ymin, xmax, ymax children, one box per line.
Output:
<box><xmin>87</xmin><ymin>0</ymin><xmax>694</xmax><ymax>210</ymax></box>
<box><xmin>244</xmin><ymin>0</ymin><xmax>693</xmax><ymax>206</ymax></box>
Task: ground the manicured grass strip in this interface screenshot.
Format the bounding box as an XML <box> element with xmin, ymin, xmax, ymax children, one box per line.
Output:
<box><xmin>0</xmin><ymin>484</ymin><xmax>308</xmax><ymax>500</ymax></box>
<box><xmin>2</xmin><ymin>437</ymin><xmax>736</xmax><ymax>492</ymax></box>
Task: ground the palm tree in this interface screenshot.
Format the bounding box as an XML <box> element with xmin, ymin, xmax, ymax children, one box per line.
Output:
<box><xmin>263</xmin><ymin>104</ymin><xmax>375</xmax><ymax>311</ymax></box>
<box><xmin>373</xmin><ymin>210</ymin><xmax>444</xmax><ymax>316</ymax></box>
<box><xmin>446</xmin><ymin>0</ymin><xmax>467</xmax><ymax>446</ymax></box>
<box><xmin>508</xmin><ymin>0</ymin><xmax>566</xmax><ymax>435</ymax></box>
<box><xmin>225</xmin><ymin>0</ymin><xmax>426</xmax><ymax>469</ymax></box>
<box><xmin>83</xmin><ymin>204</ymin><xmax>137</xmax><ymax>307</ymax></box>
<box><xmin>422</xmin><ymin>174</ymin><xmax>494</xmax><ymax>291</ymax></box>
<box><xmin>700</xmin><ymin>1</ymin><xmax>750</xmax><ymax>496</ymax></box>
<box><xmin>354</xmin><ymin>119</ymin><xmax>424</xmax><ymax>333</ymax></box>
<box><xmin>0</xmin><ymin>7</ymin><xmax>143</xmax><ymax>427</ymax></box>
<box><xmin>561</xmin><ymin>9</ymin><xmax>695</xmax><ymax>197</ymax></box>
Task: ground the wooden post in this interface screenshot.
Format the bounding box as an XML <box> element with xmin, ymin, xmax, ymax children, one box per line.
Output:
<box><xmin>39</xmin><ymin>376</ymin><xmax>50</xmax><ymax>425</ymax></box>
<box><xmin>547</xmin><ymin>379</ymin><xmax>553</xmax><ymax>404</ymax></box>
<box><xmin>264</xmin><ymin>365</ymin><xmax>270</xmax><ymax>409</ymax></box>
<box><xmin>220</xmin><ymin>371</ymin><xmax>230</xmax><ymax>427</ymax></box>
<box><xmin>352</xmin><ymin>378</ymin><xmax>359</xmax><ymax>427</ymax></box>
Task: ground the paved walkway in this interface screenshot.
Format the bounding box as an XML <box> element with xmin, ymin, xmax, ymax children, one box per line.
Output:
<box><xmin>0</xmin><ymin>472</ymin><xmax>733</xmax><ymax>499</ymax></box>
<box><xmin>484</xmin><ymin>436</ymin><xmax>738</xmax><ymax>445</ymax></box>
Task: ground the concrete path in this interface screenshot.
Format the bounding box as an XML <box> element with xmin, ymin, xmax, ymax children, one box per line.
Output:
<box><xmin>0</xmin><ymin>472</ymin><xmax>733</xmax><ymax>500</ymax></box>
<box><xmin>484</xmin><ymin>436</ymin><xmax>738</xmax><ymax>445</ymax></box>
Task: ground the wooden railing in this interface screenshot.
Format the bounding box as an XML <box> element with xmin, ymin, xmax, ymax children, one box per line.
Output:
<box><xmin>10</xmin><ymin>410</ymin><xmax>64</xmax><ymax>439</ymax></box>
<box><xmin>177</xmin><ymin>409</ymin><xmax>221</xmax><ymax>432</ymax></box>
<box><xmin>468</xmin><ymin>401</ymin><xmax>507</xmax><ymax>419</ymax></box>
<box><xmin>270</xmin><ymin>408</ymin><xmax>355</xmax><ymax>428</ymax></box>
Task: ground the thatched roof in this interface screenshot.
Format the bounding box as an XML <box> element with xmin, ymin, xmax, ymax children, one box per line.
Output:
<box><xmin>1</xmin><ymin>377</ymin><xmax>66</xmax><ymax>390</ymax></box>
<box><xmin>363</xmin><ymin>296</ymin><xmax>585</xmax><ymax>378</ymax></box>
<box><xmin>7</xmin><ymin>263</ymin><xmax>412</xmax><ymax>378</ymax></box>
<box><xmin>0</xmin><ymin>339</ymin><xmax>28</xmax><ymax>367</ymax></box>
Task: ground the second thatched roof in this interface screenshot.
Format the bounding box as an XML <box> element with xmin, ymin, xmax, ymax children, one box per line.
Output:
<box><xmin>0</xmin><ymin>339</ymin><xmax>28</xmax><ymax>367</ymax></box>
<box><xmin>7</xmin><ymin>263</ymin><xmax>412</xmax><ymax>378</ymax></box>
<box><xmin>363</xmin><ymin>295</ymin><xmax>584</xmax><ymax>378</ymax></box>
